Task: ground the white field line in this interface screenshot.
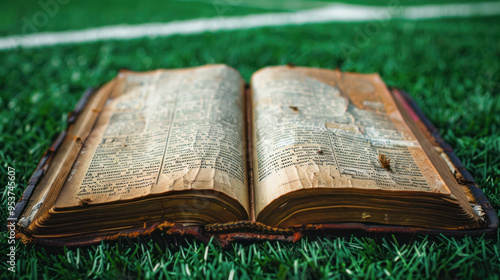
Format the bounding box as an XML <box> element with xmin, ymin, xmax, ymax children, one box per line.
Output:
<box><xmin>1</xmin><ymin>1</ymin><xmax>500</xmax><ymax>50</ymax></box>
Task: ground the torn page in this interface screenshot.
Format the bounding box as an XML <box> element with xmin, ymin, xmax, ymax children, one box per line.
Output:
<box><xmin>251</xmin><ymin>67</ymin><xmax>450</xmax><ymax>216</ymax></box>
<box><xmin>55</xmin><ymin>65</ymin><xmax>249</xmax><ymax>213</ymax></box>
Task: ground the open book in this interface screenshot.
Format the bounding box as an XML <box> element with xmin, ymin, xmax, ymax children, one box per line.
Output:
<box><xmin>14</xmin><ymin>65</ymin><xmax>496</xmax><ymax>245</ymax></box>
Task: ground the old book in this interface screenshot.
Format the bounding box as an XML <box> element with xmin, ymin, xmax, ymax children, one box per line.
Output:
<box><xmin>12</xmin><ymin>65</ymin><xmax>497</xmax><ymax>246</ymax></box>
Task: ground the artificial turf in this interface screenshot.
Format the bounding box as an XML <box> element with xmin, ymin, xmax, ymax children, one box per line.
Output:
<box><xmin>0</xmin><ymin>0</ymin><xmax>483</xmax><ymax>36</ymax></box>
<box><xmin>1</xmin><ymin>11</ymin><xmax>499</xmax><ymax>280</ymax></box>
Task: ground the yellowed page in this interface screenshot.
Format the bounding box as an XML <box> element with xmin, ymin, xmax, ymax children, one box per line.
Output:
<box><xmin>251</xmin><ymin>66</ymin><xmax>450</xmax><ymax>216</ymax></box>
<box><xmin>18</xmin><ymin>82</ymin><xmax>116</xmax><ymax>229</ymax></box>
<box><xmin>55</xmin><ymin>65</ymin><xmax>248</xmax><ymax>213</ymax></box>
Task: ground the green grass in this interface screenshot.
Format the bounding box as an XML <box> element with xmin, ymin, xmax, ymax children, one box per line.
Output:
<box><xmin>0</xmin><ymin>0</ymin><xmax>276</xmax><ymax>36</ymax></box>
<box><xmin>3</xmin><ymin>235</ymin><xmax>500</xmax><ymax>279</ymax></box>
<box><xmin>0</xmin><ymin>0</ymin><xmax>487</xmax><ymax>36</ymax></box>
<box><xmin>1</xmin><ymin>13</ymin><xmax>500</xmax><ymax>280</ymax></box>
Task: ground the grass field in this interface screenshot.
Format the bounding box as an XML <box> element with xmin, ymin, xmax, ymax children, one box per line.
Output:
<box><xmin>0</xmin><ymin>0</ymin><xmax>484</xmax><ymax>35</ymax></box>
<box><xmin>1</xmin><ymin>0</ymin><xmax>500</xmax><ymax>279</ymax></box>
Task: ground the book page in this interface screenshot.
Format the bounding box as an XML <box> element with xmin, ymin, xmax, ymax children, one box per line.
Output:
<box><xmin>55</xmin><ymin>65</ymin><xmax>249</xmax><ymax>213</ymax></box>
<box><xmin>251</xmin><ymin>66</ymin><xmax>450</xmax><ymax>216</ymax></box>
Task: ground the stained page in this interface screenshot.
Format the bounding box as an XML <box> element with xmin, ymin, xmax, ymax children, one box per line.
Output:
<box><xmin>55</xmin><ymin>65</ymin><xmax>248</xmax><ymax>212</ymax></box>
<box><xmin>251</xmin><ymin>67</ymin><xmax>450</xmax><ymax>216</ymax></box>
